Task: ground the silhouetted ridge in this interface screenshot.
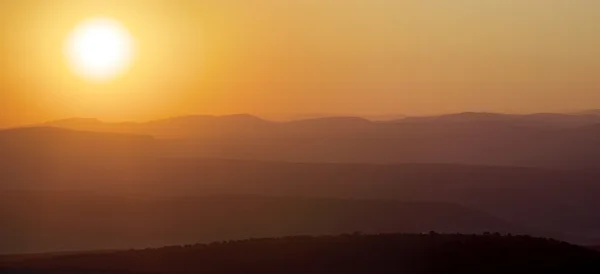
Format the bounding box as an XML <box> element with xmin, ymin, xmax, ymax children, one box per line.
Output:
<box><xmin>289</xmin><ymin>116</ymin><xmax>373</xmax><ymax>125</ymax></box>
<box><xmin>0</xmin><ymin>126</ymin><xmax>154</xmax><ymax>140</ymax></box>
<box><xmin>43</xmin><ymin>117</ymin><xmax>104</xmax><ymax>127</ymax></box>
<box><xmin>35</xmin><ymin>112</ymin><xmax>600</xmax><ymax>168</ymax></box>
<box><xmin>149</xmin><ymin>114</ymin><xmax>268</xmax><ymax>125</ymax></box>
<box><xmin>1</xmin><ymin>234</ymin><xmax>598</xmax><ymax>274</ymax></box>
<box><xmin>400</xmin><ymin>112</ymin><xmax>509</xmax><ymax>123</ymax></box>
<box><xmin>577</xmin><ymin>109</ymin><xmax>600</xmax><ymax>116</ymax></box>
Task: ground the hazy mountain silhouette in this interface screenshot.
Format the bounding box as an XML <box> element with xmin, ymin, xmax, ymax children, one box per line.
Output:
<box><xmin>0</xmin><ymin>192</ymin><xmax>519</xmax><ymax>254</ymax></box>
<box><xmin>40</xmin><ymin>112</ymin><xmax>600</xmax><ymax>169</ymax></box>
<box><xmin>3</xmin><ymin>122</ymin><xmax>600</xmax><ymax>252</ymax></box>
<box><xmin>396</xmin><ymin>112</ymin><xmax>600</xmax><ymax>128</ymax></box>
<box><xmin>576</xmin><ymin>109</ymin><xmax>600</xmax><ymax>116</ymax></box>
<box><xmin>0</xmin><ymin>129</ymin><xmax>598</xmax><ymax>244</ymax></box>
<box><xmin>2</xmin><ymin>234</ymin><xmax>599</xmax><ymax>274</ymax></box>
<box><xmin>44</xmin><ymin>114</ymin><xmax>276</xmax><ymax>139</ymax></box>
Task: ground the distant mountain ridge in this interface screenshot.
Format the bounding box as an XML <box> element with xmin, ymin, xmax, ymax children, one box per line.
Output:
<box><xmin>32</xmin><ymin>112</ymin><xmax>600</xmax><ymax>169</ymax></box>
<box><xmin>42</xmin><ymin>111</ymin><xmax>600</xmax><ymax>139</ymax></box>
<box><xmin>44</xmin><ymin>111</ymin><xmax>600</xmax><ymax>131</ymax></box>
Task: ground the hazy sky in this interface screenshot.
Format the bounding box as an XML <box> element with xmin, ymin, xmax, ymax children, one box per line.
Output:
<box><xmin>1</xmin><ymin>0</ymin><xmax>600</xmax><ymax>126</ymax></box>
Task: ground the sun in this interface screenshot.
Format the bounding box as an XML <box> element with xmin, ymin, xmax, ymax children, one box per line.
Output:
<box><xmin>65</xmin><ymin>18</ymin><xmax>135</xmax><ymax>81</ymax></box>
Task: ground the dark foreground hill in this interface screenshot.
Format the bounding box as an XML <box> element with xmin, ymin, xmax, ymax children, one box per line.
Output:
<box><xmin>0</xmin><ymin>192</ymin><xmax>520</xmax><ymax>254</ymax></box>
<box><xmin>1</xmin><ymin>234</ymin><xmax>599</xmax><ymax>274</ymax></box>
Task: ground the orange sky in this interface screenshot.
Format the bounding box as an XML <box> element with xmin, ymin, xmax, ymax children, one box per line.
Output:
<box><xmin>1</xmin><ymin>0</ymin><xmax>600</xmax><ymax>127</ymax></box>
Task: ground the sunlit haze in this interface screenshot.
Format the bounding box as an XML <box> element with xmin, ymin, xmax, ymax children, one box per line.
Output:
<box><xmin>1</xmin><ymin>0</ymin><xmax>600</xmax><ymax>127</ymax></box>
<box><xmin>65</xmin><ymin>17</ymin><xmax>135</xmax><ymax>81</ymax></box>
<box><xmin>3</xmin><ymin>1</ymin><xmax>600</xmax><ymax>268</ymax></box>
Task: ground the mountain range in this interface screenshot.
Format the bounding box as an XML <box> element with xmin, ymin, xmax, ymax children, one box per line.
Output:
<box><xmin>2</xmin><ymin>112</ymin><xmax>600</xmax><ymax>253</ymax></box>
<box><xmin>29</xmin><ymin>111</ymin><xmax>600</xmax><ymax>169</ymax></box>
<box><xmin>1</xmin><ymin>126</ymin><xmax>600</xmax><ymax>246</ymax></box>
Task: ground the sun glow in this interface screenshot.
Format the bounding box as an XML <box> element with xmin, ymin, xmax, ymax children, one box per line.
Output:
<box><xmin>65</xmin><ymin>18</ymin><xmax>135</xmax><ymax>81</ymax></box>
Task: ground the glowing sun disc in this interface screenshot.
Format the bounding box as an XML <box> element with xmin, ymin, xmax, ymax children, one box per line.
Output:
<box><xmin>65</xmin><ymin>18</ymin><xmax>135</xmax><ymax>81</ymax></box>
